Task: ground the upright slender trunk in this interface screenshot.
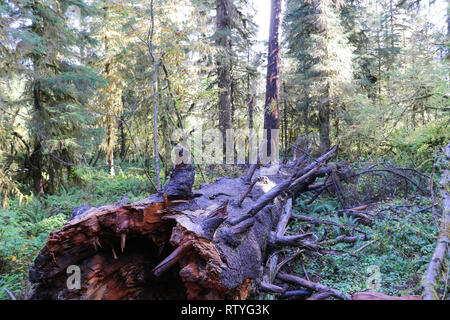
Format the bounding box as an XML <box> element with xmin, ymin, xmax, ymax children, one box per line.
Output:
<box><xmin>119</xmin><ymin>96</ymin><xmax>127</xmax><ymax>160</ymax></box>
<box><xmin>106</xmin><ymin>122</ymin><xmax>115</xmax><ymax>176</ymax></box>
<box><xmin>119</xmin><ymin>114</ymin><xmax>126</xmax><ymax>160</ymax></box>
<box><xmin>103</xmin><ymin>2</ymin><xmax>115</xmax><ymax>177</ymax></box>
<box><xmin>376</xmin><ymin>1</ymin><xmax>382</xmax><ymax>96</ymax></box>
<box><xmin>216</xmin><ymin>0</ymin><xmax>232</xmax><ymax>157</ymax></box>
<box><xmin>282</xmin><ymin>82</ymin><xmax>288</xmax><ymax>160</ymax></box>
<box><xmin>248</xmin><ymin>95</ymin><xmax>254</xmax><ymax>164</ymax></box>
<box><xmin>30</xmin><ymin>81</ymin><xmax>43</xmax><ymax>195</ymax></box>
<box><xmin>231</xmin><ymin>80</ymin><xmax>235</xmax><ymax>124</ymax></box>
<box><xmin>319</xmin><ymin>87</ymin><xmax>331</xmax><ymax>155</ymax></box>
<box><xmin>315</xmin><ymin>0</ymin><xmax>331</xmax><ymax>155</ymax></box>
<box><xmin>149</xmin><ymin>0</ymin><xmax>160</xmax><ymax>190</ymax></box>
<box><xmin>264</xmin><ymin>0</ymin><xmax>282</xmax><ymax>157</ymax></box>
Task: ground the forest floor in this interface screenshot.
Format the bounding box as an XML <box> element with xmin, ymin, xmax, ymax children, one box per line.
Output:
<box><xmin>0</xmin><ymin>161</ymin><xmax>443</xmax><ymax>300</ymax></box>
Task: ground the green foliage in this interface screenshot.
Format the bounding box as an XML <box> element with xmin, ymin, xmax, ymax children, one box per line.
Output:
<box><xmin>0</xmin><ymin>165</ymin><xmax>155</xmax><ymax>299</ymax></box>
<box><xmin>391</xmin><ymin>117</ymin><xmax>450</xmax><ymax>171</ymax></box>
<box><xmin>291</xmin><ymin>195</ymin><xmax>438</xmax><ymax>296</ymax></box>
<box><xmin>0</xmin><ymin>206</ymin><xmax>66</xmax><ymax>300</ymax></box>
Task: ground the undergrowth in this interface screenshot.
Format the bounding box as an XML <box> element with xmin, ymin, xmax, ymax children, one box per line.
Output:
<box><xmin>287</xmin><ymin>193</ymin><xmax>441</xmax><ymax>297</ymax></box>
<box><xmin>0</xmin><ymin>163</ymin><xmax>246</xmax><ymax>300</ymax></box>
<box><xmin>0</xmin><ymin>166</ymin><xmax>156</xmax><ymax>300</ymax></box>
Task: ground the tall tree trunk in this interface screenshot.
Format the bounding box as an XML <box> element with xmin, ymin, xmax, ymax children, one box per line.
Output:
<box><xmin>248</xmin><ymin>95</ymin><xmax>254</xmax><ymax>164</ymax></box>
<box><xmin>264</xmin><ymin>0</ymin><xmax>282</xmax><ymax>157</ymax></box>
<box><xmin>119</xmin><ymin>97</ymin><xmax>127</xmax><ymax>161</ymax></box>
<box><xmin>216</xmin><ymin>0</ymin><xmax>232</xmax><ymax>157</ymax></box>
<box><xmin>316</xmin><ymin>0</ymin><xmax>330</xmax><ymax>155</ymax></box>
<box><xmin>319</xmin><ymin>93</ymin><xmax>331</xmax><ymax>155</ymax></box>
<box><xmin>119</xmin><ymin>115</ymin><xmax>126</xmax><ymax>161</ymax></box>
<box><xmin>149</xmin><ymin>0</ymin><xmax>160</xmax><ymax>190</ymax></box>
<box><xmin>103</xmin><ymin>1</ymin><xmax>115</xmax><ymax>177</ymax></box>
<box><xmin>30</xmin><ymin>81</ymin><xmax>44</xmax><ymax>195</ymax></box>
<box><xmin>106</xmin><ymin>122</ymin><xmax>115</xmax><ymax>177</ymax></box>
<box><xmin>283</xmin><ymin>82</ymin><xmax>288</xmax><ymax>160</ymax></box>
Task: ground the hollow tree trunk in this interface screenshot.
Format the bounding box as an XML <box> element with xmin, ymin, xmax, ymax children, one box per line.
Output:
<box><xmin>29</xmin><ymin>165</ymin><xmax>279</xmax><ymax>299</ymax></box>
<box><xmin>29</xmin><ymin>147</ymin><xmax>342</xmax><ymax>300</ymax></box>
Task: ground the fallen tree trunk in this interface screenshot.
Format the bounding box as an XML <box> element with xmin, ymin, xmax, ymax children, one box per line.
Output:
<box><xmin>26</xmin><ymin>145</ymin><xmax>372</xmax><ymax>300</ymax></box>
<box><xmin>30</xmin><ymin>166</ymin><xmax>275</xmax><ymax>299</ymax></box>
<box><xmin>422</xmin><ymin>142</ymin><xmax>450</xmax><ymax>300</ymax></box>
<box><xmin>29</xmin><ymin>145</ymin><xmax>342</xmax><ymax>300</ymax></box>
<box><xmin>28</xmin><ymin>144</ymin><xmax>432</xmax><ymax>300</ymax></box>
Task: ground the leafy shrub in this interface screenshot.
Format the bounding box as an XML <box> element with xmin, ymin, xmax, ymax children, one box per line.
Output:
<box><xmin>291</xmin><ymin>195</ymin><xmax>438</xmax><ymax>297</ymax></box>
<box><xmin>0</xmin><ymin>165</ymin><xmax>155</xmax><ymax>299</ymax></box>
<box><xmin>391</xmin><ymin>117</ymin><xmax>450</xmax><ymax>172</ymax></box>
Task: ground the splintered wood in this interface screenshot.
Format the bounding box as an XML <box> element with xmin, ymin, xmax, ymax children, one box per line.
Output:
<box><xmin>29</xmin><ymin>148</ymin><xmax>344</xmax><ymax>300</ymax></box>
<box><xmin>30</xmin><ymin>146</ymin><xmax>431</xmax><ymax>300</ymax></box>
<box><xmin>29</xmin><ymin>165</ymin><xmax>285</xmax><ymax>300</ymax></box>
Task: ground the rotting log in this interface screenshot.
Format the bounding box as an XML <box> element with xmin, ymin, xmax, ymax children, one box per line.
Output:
<box><xmin>29</xmin><ymin>147</ymin><xmax>344</xmax><ymax>300</ymax></box>
<box><xmin>351</xmin><ymin>291</ymin><xmax>421</xmax><ymax>300</ymax></box>
<box><xmin>28</xmin><ymin>167</ymin><xmax>284</xmax><ymax>299</ymax></box>
<box><xmin>422</xmin><ymin>142</ymin><xmax>450</xmax><ymax>300</ymax></box>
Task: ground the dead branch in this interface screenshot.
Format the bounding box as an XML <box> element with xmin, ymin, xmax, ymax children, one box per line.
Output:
<box><xmin>353</xmin><ymin>239</ymin><xmax>378</xmax><ymax>254</ymax></box>
<box><xmin>277</xmin><ymin>273</ymin><xmax>351</xmax><ymax>300</ymax></box>
<box><xmin>422</xmin><ymin>142</ymin><xmax>450</xmax><ymax>300</ymax></box>
<box><xmin>3</xmin><ymin>288</ymin><xmax>17</xmax><ymax>300</ymax></box>
<box><xmin>231</xmin><ymin>145</ymin><xmax>339</xmax><ymax>226</ymax></box>
<box><xmin>237</xmin><ymin>177</ymin><xmax>260</xmax><ymax>207</ymax></box>
<box><xmin>353</xmin><ymin>167</ymin><xmax>428</xmax><ymax>194</ymax></box>
<box><xmin>292</xmin><ymin>213</ymin><xmax>367</xmax><ymax>235</ymax></box>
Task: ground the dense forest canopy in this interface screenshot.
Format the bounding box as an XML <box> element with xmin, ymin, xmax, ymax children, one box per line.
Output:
<box><xmin>0</xmin><ymin>0</ymin><xmax>448</xmax><ymax>300</ymax></box>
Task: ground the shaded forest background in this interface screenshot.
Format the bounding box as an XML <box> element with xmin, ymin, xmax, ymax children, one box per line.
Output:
<box><xmin>0</xmin><ymin>0</ymin><xmax>448</xmax><ymax>299</ymax></box>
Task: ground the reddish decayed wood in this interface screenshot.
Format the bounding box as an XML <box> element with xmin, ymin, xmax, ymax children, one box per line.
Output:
<box><xmin>351</xmin><ymin>291</ymin><xmax>422</xmax><ymax>300</ymax></box>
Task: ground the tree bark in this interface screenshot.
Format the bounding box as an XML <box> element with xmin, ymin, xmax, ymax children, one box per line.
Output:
<box><xmin>29</xmin><ymin>147</ymin><xmax>345</xmax><ymax>300</ymax></box>
<box><xmin>29</xmin><ymin>166</ymin><xmax>280</xmax><ymax>300</ymax></box>
<box><xmin>119</xmin><ymin>98</ymin><xmax>127</xmax><ymax>160</ymax></box>
<box><xmin>30</xmin><ymin>80</ymin><xmax>44</xmax><ymax>195</ymax></box>
<box><xmin>318</xmin><ymin>100</ymin><xmax>331</xmax><ymax>155</ymax></box>
<box><xmin>264</xmin><ymin>0</ymin><xmax>282</xmax><ymax>157</ymax></box>
<box><xmin>148</xmin><ymin>0</ymin><xmax>160</xmax><ymax>190</ymax></box>
<box><xmin>106</xmin><ymin>122</ymin><xmax>115</xmax><ymax>177</ymax></box>
<box><xmin>422</xmin><ymin>142</ymin><xmax>450</xmax><ymax>300</ymax></box>
<box><xmin>216</xmin><ymin>0</ymin><xmax>232</xmax><ymax>156</ymax></box>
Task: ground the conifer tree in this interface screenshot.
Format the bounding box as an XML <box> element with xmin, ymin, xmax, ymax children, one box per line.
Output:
<box><xmin>284</xmin><ymin>0</ymin><xmax>354</xmax><ymax>154</ymax></box>
<box><xmin>3</xmin><ymin>0</ymin><xmax>106</xmax><ymax>194</ymax></box>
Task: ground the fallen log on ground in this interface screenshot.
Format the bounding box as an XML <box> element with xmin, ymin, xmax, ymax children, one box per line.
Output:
<box><xmin>29</xmin><ymin>145</ymin><xmax>348</xmax><ymax>300</ymax></box>
<box><xmin>421</xmin><ymin>142</ymin><xmax>450</xmax><ymax>300</ymax></box>
<box><xmin>28</xmin><ymin>143</ymin><xmax>436</xmax><ymax>300</ymax></box>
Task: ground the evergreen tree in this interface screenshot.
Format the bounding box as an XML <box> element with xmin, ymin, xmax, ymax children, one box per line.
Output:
<box><xmin>284</xmin><ymin>0</ymin><xmax>354</xmax><ymax>154</ymax></box>
<box><xmin>2</xmin><ymin>0</ymin><xmax>106</xmax><ymax>194</ymax></box>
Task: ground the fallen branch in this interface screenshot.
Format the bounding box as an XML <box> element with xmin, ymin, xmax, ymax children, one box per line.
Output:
<box><xmin>422</xmin><ymin>142</ymin><xmax>450</xmax><ymax>300</ymax></box>
<box><xmin>263</xmin><ymin>199</ymin><xmax>293</xmax><ymax>286</ymax></box>
<box><xmin>237</xmin><ymin>177</ymin><xmax>260</xmax><ymax>207</ymax></box>
<box><xmin>292</xmin><ymin>213</ymin><xmax>367</xmax><ymax>235</ymax></box>
<box><xmin>3</xmin><ymin>288</ymin><xmax>17</xmax><ymax>300</ymax></box>
<box><xmin>277</xmin><ymin>273</ymin><xmax>351</xmax><ymax>300</ymax></box>
<box><xmin>231</xmin><ymin>145</ymin><xmax>339</xmax><ymax>225</ymax></box>
<box><xmin>353</xmin><ymin>168</ymin><xmax>428</xmax><ymax>194</ymax></box>
<box><xmin>353</xmin><ymin>239</ymin><xmax>378</xmax><ymax>254</ymax></box>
